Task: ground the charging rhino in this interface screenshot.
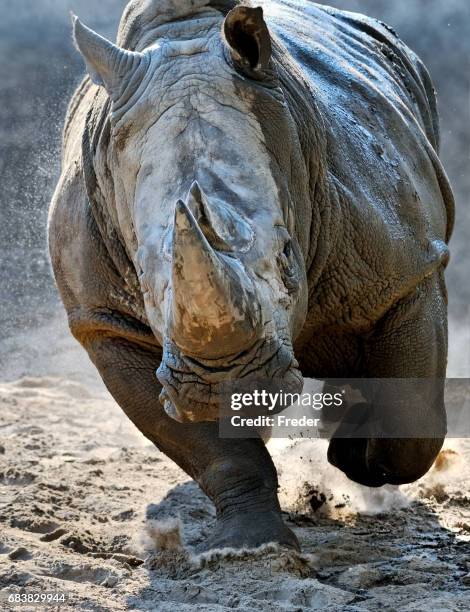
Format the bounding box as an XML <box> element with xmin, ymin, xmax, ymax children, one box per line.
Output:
<box><xmin>49</xmin><ymin>0</ymin><xmax>454</xmax><ymax>550</ymax></box>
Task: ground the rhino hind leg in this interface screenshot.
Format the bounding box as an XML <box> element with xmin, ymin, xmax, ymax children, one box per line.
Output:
<box><xmin>79</xmin><ymin>331</ymin><xmax>299</xmax><ymax>552</ymax></box>
<box><xmin>327</xmin><ymin>272</ymin><xmax>447</xmax><ymax>487</ymax></box>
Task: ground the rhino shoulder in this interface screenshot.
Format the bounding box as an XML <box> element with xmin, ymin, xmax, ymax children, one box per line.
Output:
<box><xmin>324</xmin><ymin>4</ymin><xmax>441</xmax><ymax>151</ymax></box>
<box><xmin>48</xmin><ymin>130</ymin><xmax>152</xmax><ymax>348</ymax></box>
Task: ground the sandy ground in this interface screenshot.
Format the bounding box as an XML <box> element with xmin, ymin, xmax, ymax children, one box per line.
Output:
<box><xmin>1</xmin><ymin>320</ymin><xmax>470</xmax><ymax>610</ymax></box>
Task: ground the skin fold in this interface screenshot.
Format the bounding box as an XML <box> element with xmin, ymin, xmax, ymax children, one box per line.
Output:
<box><xmin>48</xmin><ymin>0</ymin><xmax>454</xmax><ymax>551</ymax></box>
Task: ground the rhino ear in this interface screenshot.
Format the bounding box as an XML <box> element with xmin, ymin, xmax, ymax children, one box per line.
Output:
<box><xmin>71</xmin><ymin>13</ymin><xmax>143</xmax><ymax>98</ymax></box>
<box><xmin>223</xmin><ymin>6</ymin><xmax>272</xmax><ymax>72</ymax></box>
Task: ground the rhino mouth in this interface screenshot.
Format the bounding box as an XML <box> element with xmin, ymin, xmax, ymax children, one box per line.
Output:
<box><xmin>156</xmin><ymin>336</ymin><xmax>303</xmax><ymax>423</ymax></box>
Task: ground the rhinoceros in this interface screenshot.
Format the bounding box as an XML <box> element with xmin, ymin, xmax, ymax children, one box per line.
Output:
<box><xmin>49</xmin><ymin>0</ymin><xmax>454</xmax><ymax>550</ymax></box>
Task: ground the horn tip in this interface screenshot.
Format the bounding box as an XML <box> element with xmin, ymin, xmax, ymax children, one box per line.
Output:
<box><xmin>175</xmin><ymin>198</ymin><xmax>187</xmax><ymax>214</ymax></box>
<box><xmin>189</xmin><ymin>180</ymin><xmax>201</xmax><ymax>197</ymax></box>
<box><xmin>174</xmin><ymin>199</ymin><xmax>194</xmax><ymax>231</ymax></box>
<box><xmin>187</xmin><ymin>180</ymin><xmax>205</xmax><ymax>211</ymax></box>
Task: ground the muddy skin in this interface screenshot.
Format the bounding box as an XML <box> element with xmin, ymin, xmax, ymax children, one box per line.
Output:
<box><xmin>49</xmin><ymin>0</ymin><xmax>453</xmax><ymax>551</ymax></box>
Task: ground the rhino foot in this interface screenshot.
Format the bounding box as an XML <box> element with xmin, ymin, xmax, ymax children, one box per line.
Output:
<box><xmin>196</xmin><ymin>510</ymin><xmax>299</xmax><ymax>553</ymax></box>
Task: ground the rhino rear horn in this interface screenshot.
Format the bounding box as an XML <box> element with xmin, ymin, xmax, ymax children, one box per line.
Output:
<box><xmin>223</xmin><ymin>6</ymin><xmax>272</xmax><ymax>71</ymax></box>
<box><xmin>71</xmin><ymin>14</ymin><xmax>144</xmax><ymax>99</ymax></box>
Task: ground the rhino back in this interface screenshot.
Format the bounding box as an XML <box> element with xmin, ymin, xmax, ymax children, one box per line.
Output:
<box><xmin>264</xmin><ymin>0</ymin><xmax>454</xmax><ymax>332</ymax></box>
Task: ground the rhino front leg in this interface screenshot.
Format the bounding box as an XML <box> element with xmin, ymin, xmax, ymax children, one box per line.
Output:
<box><xmin>328</xmin><ymin>272</ymin><xmax>447</xmax><ymax>486</ymax></box>
<box><xmin>79</xmin><ymin>331</ymin><xmax>299</xmax><ymax>552</ymax></box>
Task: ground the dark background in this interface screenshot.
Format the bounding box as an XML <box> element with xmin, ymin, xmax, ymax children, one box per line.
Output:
<box><xmin>0</xmin><ymin>1</ymin><xmax>469</xmax><ymax>364</ymax></box>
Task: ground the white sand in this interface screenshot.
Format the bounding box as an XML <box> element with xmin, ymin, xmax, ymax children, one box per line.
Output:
<box><xmin>1</xmin><ymin>318</ymin><xmax>469</xmax><ymax>610</ymax></box>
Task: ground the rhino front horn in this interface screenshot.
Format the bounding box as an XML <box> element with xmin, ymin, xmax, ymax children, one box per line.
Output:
<box><xmin>72</xmin><ymin>14</ymin><xmax>145</xmax><ymax>100</ymax></box>
<box><xmin>169</xmin><ymin>199</ymin><xmax>262</xmax><ymax>359</ymax></box>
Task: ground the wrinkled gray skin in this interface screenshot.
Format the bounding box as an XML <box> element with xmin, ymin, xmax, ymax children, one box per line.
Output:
<box><xmin>49</xmin><ymin>0</ymin><xmax>454</xmax><ymax>551</ymax></box>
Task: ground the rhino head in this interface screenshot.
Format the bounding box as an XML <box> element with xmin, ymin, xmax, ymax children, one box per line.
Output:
<box><xmin>73</xmin><ymin>1</ymin><xmax>315</xmax><ymax>422</ymax></box>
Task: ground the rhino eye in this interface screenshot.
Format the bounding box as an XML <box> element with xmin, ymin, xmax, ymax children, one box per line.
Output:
<box><xmin>279</xmin><ymin>239</ymin><xmax>298</xmax><ymax>294</ymax></box>
<box><xmin>283</xmin><ymin>241</ymin><xmax>292</xmax><ymax>259</ymax></box>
